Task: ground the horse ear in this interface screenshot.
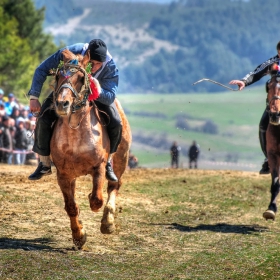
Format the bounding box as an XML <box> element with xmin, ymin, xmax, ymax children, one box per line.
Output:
<box><xmin>82</xmin><ymin>51</ymin><xmax>90</xmax><ymax>67</ymax></box>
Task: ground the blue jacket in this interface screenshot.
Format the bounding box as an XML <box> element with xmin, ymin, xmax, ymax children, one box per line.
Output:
<box><xmin>28</xmin><ymin>43</ymin><xmax>119</xmax><ymax>105</ymax></box>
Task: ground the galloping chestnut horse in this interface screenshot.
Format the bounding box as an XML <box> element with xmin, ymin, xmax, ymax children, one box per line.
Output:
<box><xmin>263</xmin><ymin>65</ymin><xmax>280</xmax><ymax>220</ymax></box>
<box><xmin>50</xmin><ymin>49</ymin><xmax>131</xmax><ymax>248</ymax></box>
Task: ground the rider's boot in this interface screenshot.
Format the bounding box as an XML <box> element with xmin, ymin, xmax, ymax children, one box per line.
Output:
<box><xmin>105</xmin><ymin>159</ymin><xmax>118</xmax><ymax>182</ymax></box>
<box><xmin>105</xmin><ymin>126</ymin><xmax>122</xmax><ymax>182</ymax></box>
<box><xmin>259</xmin><ymin>129</ymin><xmax>270</xmax><ymax>174</ymax></box>
<box><xmin>28</xmin><ymin>157</ymin><xmax>52</xmax><ymax>180</ymax></box>
<box><xmin>28</xmin><ymin>115</ymin><xmax>53</xmax><ymax>180</ymax></box>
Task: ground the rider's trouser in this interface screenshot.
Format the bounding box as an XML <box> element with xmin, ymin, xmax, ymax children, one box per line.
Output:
<box><xmin>95</xmin><ymin>100</ymin><xmax>122</xmax><ymax>154</ymax></box>
<box><xmin>259</xmin><ymin>108</ymin><xmax>269</xmax><ymax>159</ymax></box>
<box><xmin>32</xmin><ymin>94</ymin><xmax>122</xmax><ymax>156</ymax></box>
<box><xmin>32</xmin><ymin>93</ymin><xmax>56</xmax><ymax>156</ymax></box>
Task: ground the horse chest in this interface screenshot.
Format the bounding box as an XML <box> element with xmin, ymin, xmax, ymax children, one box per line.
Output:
<box><xmin>51</xmin><ymin>122</ymin><xmax>105</xmax><ymax>160</ymax></box>
<box><xmin>267</xmin><ymin>125</ymin><xmax>280</xmax><ymax>153</ymax></box>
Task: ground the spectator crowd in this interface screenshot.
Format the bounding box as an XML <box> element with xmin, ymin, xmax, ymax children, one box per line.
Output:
<box><xmin>0</xmin><ymin>88</ymin><xmax>38</xmax><ymax>165</ymax></box>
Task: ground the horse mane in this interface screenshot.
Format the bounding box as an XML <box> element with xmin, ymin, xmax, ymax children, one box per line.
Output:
<box><xmin>61</xmin><ymin>49</ymin><xmax>90</xmax><ymax>67</ymax></box>
<box><xmin>61</xmin><ymin>49</ymin><xmax>83</xmax><ymax>63</ymax></box>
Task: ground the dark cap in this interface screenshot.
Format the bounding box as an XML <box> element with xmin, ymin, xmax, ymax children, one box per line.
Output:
<box><xmin>2</xmin><ymin>115</ymin><xmax>9</xmax><ymax>122</ymax></box>
<box><xmin>8</xmin><ymin>93</ymin><xmax>14</xmax><ymax>98</ymax></box>
<box><xmin>88</xmin><ymin>39</ymin><xmax>107</xmax><ymax>62</ymax></box>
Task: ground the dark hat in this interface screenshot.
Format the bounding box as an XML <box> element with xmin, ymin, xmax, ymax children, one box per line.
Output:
<box><xmin>8</xmin><ymin>93</ymin><xmax>14</xmax><ymax>98</ymax></box>
<box><xmin>2</xmin><ymin>115</ymin><xmax>9</xmax><ymax>122</ymax></box>
<box><xmin>88</xmin><ymin>39</ymin><xmax>107</xmax><ymax>62</ymax></box>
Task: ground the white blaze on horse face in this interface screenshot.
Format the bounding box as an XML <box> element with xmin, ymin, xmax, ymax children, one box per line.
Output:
<box><xmin>60</xmin><ymin>88</ymin><xmax>71</xmax><ymax>101</ymax></box>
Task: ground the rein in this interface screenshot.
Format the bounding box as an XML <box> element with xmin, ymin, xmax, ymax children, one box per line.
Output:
<box><xmin>267</xmin><ymin>74</ymin><xmax>280</xmax><ymax>106</ymax></box>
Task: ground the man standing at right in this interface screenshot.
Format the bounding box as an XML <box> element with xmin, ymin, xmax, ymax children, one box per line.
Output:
<box><xmin>229</xmin><ymin>41</ymin><xmax>280</xmax><ymax>174</ymax></box>
<box><xmin>188</xmin><ymin>141</ymin><xmax>200</xmax><ymax>169</ymax></box>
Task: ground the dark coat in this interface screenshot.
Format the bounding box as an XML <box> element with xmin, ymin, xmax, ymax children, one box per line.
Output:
<box><xmin>14</xmin><ymin>127</ymin><xmax>28</xmax><ymax>149</ymax></box>
<box><xmin>188</xmin><ymin>144</ymin><xmax>200</xmax><ymax>160</ymax></box>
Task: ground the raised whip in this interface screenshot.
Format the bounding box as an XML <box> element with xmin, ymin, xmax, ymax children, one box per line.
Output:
<box><xmin>193</xmin><ymin>78</ymin><xmax>239</xmax><ymax>91</ymax></box>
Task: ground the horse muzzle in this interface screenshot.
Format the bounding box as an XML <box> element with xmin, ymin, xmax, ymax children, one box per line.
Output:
<box><xmin>269</xmin><ymin>111</ymin><xmax>280</xmax><ymax>125</ymax></box>
<box><xmin>55</xmin><ymin>100</ymin><xmax>71</xmax><ymax>116</ymax></box>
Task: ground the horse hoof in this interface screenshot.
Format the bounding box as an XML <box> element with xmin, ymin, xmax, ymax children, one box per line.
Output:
<box><xmin>88</xmin><ymin>193</ymin><xmax>103</xmax><ymax>212</ymax></box>
<box><xmin>263</xmin><ymin>210</ymin><xmax>276</xmax><ymax>220</ymax></box>
<box><xmin>100</xmin><ymin>223</ymin><xmax>116</xmax><ymax>234</ymax></box>
<box><xmin>73</xmin><ymin>230</ymin><xmax>87</xmax><ymax>249</ymax></box>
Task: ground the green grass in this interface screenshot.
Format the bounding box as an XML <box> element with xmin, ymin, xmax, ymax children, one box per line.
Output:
<box><xmin>0</xmin><ymin>167</ymin><xmax>278</xmax><ymax>279</ymax></box>
<box><xmin>117</xmin><ymin>86</ymin><xmax>266</xmax><ymax>169</ymax></box>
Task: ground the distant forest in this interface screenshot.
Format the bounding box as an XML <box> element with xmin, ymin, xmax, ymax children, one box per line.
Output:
<box><xmin>31</xmin><ymin>0</ymin><xmax>280</xmax><ymax>93</ymax></box>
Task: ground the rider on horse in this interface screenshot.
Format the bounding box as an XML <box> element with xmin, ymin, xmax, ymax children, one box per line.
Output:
<box><xmin>28</xmin><ymin>39</ymin><xmax>121</xmax><ymax>182</ymax></box>
<box><xmin>229</xmin><ymin>41</ymin><xmax>280</xmax><ymax>175</ymax></box>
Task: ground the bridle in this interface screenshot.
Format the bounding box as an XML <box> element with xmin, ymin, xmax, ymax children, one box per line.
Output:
<box><xmin>267</xmin><ymin>73</ymin><xmax>280</xmax><ymax>124</ymax></box>
<box><xmin>54</xmin><ymin>59</ymin><xmax>91</xmax><ymax>113</ymax></box>
<box><xmin>52</xmin><ymin>59</ymin><xmax>107</xmax><ymax>129</ymax></box>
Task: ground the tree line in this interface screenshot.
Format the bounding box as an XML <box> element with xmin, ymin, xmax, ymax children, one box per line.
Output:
<box><xmin>124</xmin><ymin>0</ymin><xmax>280</xmax><ymax>93</ymax></box>
<box><xmin>0</xmin><ymin>0</ymin><xmax>58</xmax><ymax>100</ymax></box>
<box><xmin>1</xmin><ymin>0</ymin><xmax>280</xmax><ymax>97</ymax></box>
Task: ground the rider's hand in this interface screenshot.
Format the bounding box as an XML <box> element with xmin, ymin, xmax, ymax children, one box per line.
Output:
<box><xmin>29</xmin><ymin>99</ymin><xmax>41</xmax><ymax>117</ymax></box>
<box><xmin>88</xmin><ymin>75</ymin><xmax>101</xmax><ymax>101</ymax></box>
<box><xmin>229</xmin><ymin>80</ymin><xmax>245</xmax><ymax>91</ymax></box>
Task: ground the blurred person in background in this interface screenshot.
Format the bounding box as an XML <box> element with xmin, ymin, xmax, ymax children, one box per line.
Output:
<box><xmin>5</xmin><ymin>93</ymin><xmax>19</xmax><ymax>116</ymax></box>
<box><xmin>14</xmin><ymin>117</ymin><xmax>28</xmax><ymax>165</ymax></box>
<box><xmin>10</xmin><ymin>106</ymin><xmax>21</xmax><ymax>123</ymax></box>
<box><xmin>20</xmin><ymin>106</ymin><xmax>30</xmax><ymax>122</ymax></box>
<box><xmin>188</xmin><ymin>140</ymin><xmax>200</xmax><ymax>169</ymax></box>
<box><xmin>128</xmin><ymin>150</ymin><xmax>138</xmax><ymax>169</ymax></box>
<box><xmin>0</xmin><ymin>101</ymin><xmax>6</xmax><ymax>116</ymax></box>
<box><xmin>25</xmin><ymin>120</ymin><xmax>38</xmax><ymax>164</ymax></box>
<box><xmin>0</xmin><ymin>115</ymin><xmax>3</xmax><ymax>162</ymax></box>
<box><xmin>0</xmin><ymin>88</ymin><xmax>4</xmax><ymax>102</ymax></box>
<box><xmin>0</xmin><ymin>115</ymin><xmax>13</xmax><ymax>163</ymax></box>
<box><xmin>170</xmin><ymin>141</ymin><xmax>181</xmax><ymax>168</ymax></box>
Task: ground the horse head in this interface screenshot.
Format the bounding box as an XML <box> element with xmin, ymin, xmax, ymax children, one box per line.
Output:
<box><xmin>53</xmin><ymin>50</ymin><xmax>91</xmax><ymax>116</ymax></box>
<box><xmin>267</xmin><ymin>64</ymin><xmax>280</xmax><ymax>125</ymax></box>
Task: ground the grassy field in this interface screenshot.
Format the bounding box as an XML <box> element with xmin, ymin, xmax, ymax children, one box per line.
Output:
<box><xmin>0</xmin><ymin>165</ymin><xmax>278</xmax><ymax>279</ymax></box>
<box><xmin>117</xmin><ymin>85</ymin><xmax>266</xmax><ymax>170</ymax></box>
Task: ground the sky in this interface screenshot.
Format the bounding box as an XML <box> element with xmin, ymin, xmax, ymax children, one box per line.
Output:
<box><xmin>112</xmin><ymin>0</ymin><xmax>175</xmax><ymax>3</ymax></box>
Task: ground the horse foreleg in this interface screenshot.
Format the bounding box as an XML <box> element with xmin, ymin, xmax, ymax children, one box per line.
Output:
<box><xmin>100</xmin><ymin>149</ymin><xmax>128</xmax><ymax>234</ymax></box>
<box><xmin>58</xmin><ymin>177</ymin><xmax>86</xmax><ymax>248</ymax></box>
<box><xmin>263</xmin><ymin>162</ymin><xmax>280</xmax><ymax>220</ymax></box>
<box><xmin>101</xmin><ymin>181</ymin><xmax>119</xmax><ymax>234</ymax></box>
<box><xmin>88</xmin><ymin>165</ymin><xmax>105</xmax><ymax>212</ymax></box>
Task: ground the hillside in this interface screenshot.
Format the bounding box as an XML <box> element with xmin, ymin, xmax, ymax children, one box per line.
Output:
<box><xmin>33</xmin><ymin>0</ymin><xmax>280</xmax><ymax>94</ymax></box>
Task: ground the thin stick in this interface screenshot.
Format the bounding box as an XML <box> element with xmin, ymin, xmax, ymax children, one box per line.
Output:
<box><xmin>193</xmin><ymin>78</ymin><xmax>239</xmax><ymax>91</ymax></box>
